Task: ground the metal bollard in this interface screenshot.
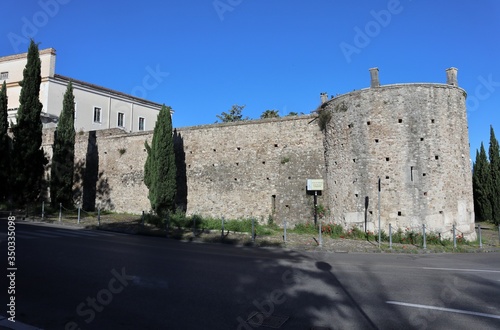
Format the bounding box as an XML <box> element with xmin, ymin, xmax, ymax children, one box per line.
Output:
<box><xmin>251</xmin><ymin>218</ymin><xmax>255</xmax><ymax>243</ymax></box>
<box><xmin>453</xmin><ymin>225</ymin><xmax>456</xmax><ymax>249</ymax></box>
<box><xmin>41</xmin><ymin>201</ymin><xmax>45</xmax><ymax>221</ymax></box>
<box><xmin>389</xmin><ymin>224</ymin><xmax>392</xmax><ymax>250</ymax></box>
<box><xmin>319</xmin><ymin>222</ymin><xmax>323</xmax><ymax>247</ymax></box>
<box><xmin>59</xmin><ymin>203</ymin><xmax>62</xmax><ymax>222</ymax></box>
<box><xmin>423</xmin><ymin>224</ymin><xmax>426</xmax><ymax>250</ymax></box>
<box><xmin>97</xmin><ymin>207</ymin><xmax>101</xmax><ymax>227</ymax></box>
<box><xmin>77</xmin><ymin>205</ymin><xmax>81</xmax><ymax>224</ymax></box>
<box><xmin>283</xmin><ymin>219</ymin><xmax>287</xmax><ymax>243</ymax></box>
<box><xmin>193</xmin><ymin>216</ymin><xmax>196</xmax><ymax>237</ymax></box>
<box><xmin>221</xmin><ymin>216</ymin><xmax>225</xmax><ymax>240</ymax></box>
<box><xmin>478</xmin><ymin>224</ymin><xmax>482</xmax><ymax>249</ymax></box>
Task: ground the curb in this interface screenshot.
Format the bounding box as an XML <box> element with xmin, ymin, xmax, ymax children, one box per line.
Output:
<box><xmin>0</xmin><ymin>316</ymin><xmax>43</xmax><ymax>330</ymax></box>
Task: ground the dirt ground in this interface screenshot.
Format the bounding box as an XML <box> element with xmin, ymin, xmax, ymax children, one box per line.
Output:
<box><xmin>14</xmin><ymin>212</ymin><xmax>500</xmax><ymax>254</ymax></box>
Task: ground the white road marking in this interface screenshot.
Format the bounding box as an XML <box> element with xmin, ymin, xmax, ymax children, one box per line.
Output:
<box><xmin>422</xmin><ymin>267</ymin><xmax>500</xmax><ymax>273</ymax></box>
<box><xmin>387</xmin><ymin>301</ymin><xmax>500</xmax><ymax>320</ymax></box>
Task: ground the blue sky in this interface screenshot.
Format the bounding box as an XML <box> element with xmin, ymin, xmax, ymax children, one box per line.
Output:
<box><xmin>2</xmin><ymin>0</ymin><xmax>500</xmax><ymax>160</ymax></box>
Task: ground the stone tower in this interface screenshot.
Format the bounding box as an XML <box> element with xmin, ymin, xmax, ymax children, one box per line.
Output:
<box><xmin>319</xmin><ymin>68</ymin><xmax>475</xmax><ymax>240</ymax></box>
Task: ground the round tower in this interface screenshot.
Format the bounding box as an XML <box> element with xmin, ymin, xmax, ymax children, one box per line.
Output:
<box><xmin>319</xmin><ymin>68</ymin><xmax>475</xmax><ymax>240</ymax></box>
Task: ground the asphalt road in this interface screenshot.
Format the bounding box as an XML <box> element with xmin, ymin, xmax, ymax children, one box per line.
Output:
<box><xmin>0</xmin><ymin>218</ymin><xmax>499</xmax><ymax>329</ymax></box>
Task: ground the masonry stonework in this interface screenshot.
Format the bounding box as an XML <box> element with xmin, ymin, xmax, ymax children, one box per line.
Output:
<box><xmin>319</xmin><ymin>70</ymin><xmax>475</xmax><ymax>239</ymax></box>
<box><xmin>41</xmin><ymin>68</ymin><xmax>475</xmax><ymax>239</ymax></box>
<box><xmin>42</xmin><ymin>115</ymin><xmax>326</xmax><ymax>225</ymax></box>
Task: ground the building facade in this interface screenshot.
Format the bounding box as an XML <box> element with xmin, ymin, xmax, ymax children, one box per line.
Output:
<box><xmin>0</xmin><ymin>48</ymin><xmax>163</xmax><ymax>132</ymax></box>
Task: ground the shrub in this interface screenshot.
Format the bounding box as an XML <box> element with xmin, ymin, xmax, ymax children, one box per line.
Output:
<box><xmin>292</xmin><ymin>222</ymin><xmax>318</xmax><ymax>235</ymax></box>
<box><xmin>321</xmin><ymin>223</ymin><xmax>343</xmax><ymax>238</ymax></box>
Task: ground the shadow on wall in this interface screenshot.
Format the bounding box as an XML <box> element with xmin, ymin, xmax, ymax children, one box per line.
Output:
<box><xmin>73</xmin><ymin>131</ymin><xmax>113</xmax><ymax>211</ymax></box>
<box><xmin>174</xmin><ymin>129</ymin><xmax>188</xmax><ymax>212</ymax></box>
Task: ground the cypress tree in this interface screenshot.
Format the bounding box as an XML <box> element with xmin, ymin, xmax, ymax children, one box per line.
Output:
<box><xmin>489</xmin><ymin>126</ymin><xmax>500</xmax><ymax>225</ymax></box>
<box><xmin>0</xmin><ymin>81</ymin><xmax>10</xmax><ymax>202</ymax></box>
<box><xmin>473</xmin><ymin>143</ymin><xmax>492</xmax><ymax>222</ymax></box>
<box><xmin>144</xmin><ymin>105</ymin><xmax>177</xmax><ymax>216</ymax></box>
<box><xmin>50</xmin><ymin>82</ymin><xmax>75</xmax><ymax>207</ymax></box>
<box><xmin>11</xmin><ymin>40</ymin><xmax>47</xmax><ymax>204</ymax></box>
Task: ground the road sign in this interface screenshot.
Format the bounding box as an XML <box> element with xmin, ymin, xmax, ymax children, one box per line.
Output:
<box><xmin>307</xmin><ymin>179</ymin><xmax>324</xmax><ymax>191</ymax></box>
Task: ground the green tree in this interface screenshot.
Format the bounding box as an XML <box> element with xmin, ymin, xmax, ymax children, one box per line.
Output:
<box><xmin>473</xmin><ymin>143</ymin><xmax>492</xmax><ymax>222</ymax></box>
<box><xmin>0</xmin><ymin>81</ymin><xmax>10</xmax><ymax>202</ymax></box>
<box><xmin>260</xmin><ymin>109</ymin><xmax>280</xmax><ymax>119</ymax></box>
<box><xmin>216</xmin><ymin>104</ymin><xmax>248</xmax><ymax>123</ymax></box>
<box><xmin>286</xmin><ymin>112</ymin><xmax>299</xmax><ymax>116</ymax></box>
<box><xmin>50</xmin><ymin>82</ymin><xmax>75</xmax><ymax>208</ymax></box>
<box><xmin>11</xmin><ymin>40</ymin><xmax>47</xmax><ymax>204</ymax></box>
<box><xmin>489</xmin><ymin>125</ymin><xmax>500</xmax><ymax>225</ymax></box>
<box><xmin>144</xmin><ymin>105</ymin><xmax>177</xmax><ymax>216</ymax></box>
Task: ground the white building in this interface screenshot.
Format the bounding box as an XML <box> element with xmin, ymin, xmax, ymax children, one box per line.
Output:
<box><xmin>0</xmin><ymin>48</ymin><xmax>164</xmax><ymax>132</ymax></box>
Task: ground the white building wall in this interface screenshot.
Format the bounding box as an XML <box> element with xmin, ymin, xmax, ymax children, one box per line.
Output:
<box><xmin>1</xmin><ymin>48</ymin><xmax>163</xmax><ymax>132</ymax></box>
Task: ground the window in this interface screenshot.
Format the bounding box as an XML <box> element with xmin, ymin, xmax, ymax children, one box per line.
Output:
<box><xmin>138</xmin><ymin>117</ymin><xmax>145</xmax><ymax>131</ymax></box>
<box><xmin>0</xmin><ymin>72</ymin><xmax>8</xmax><ymax>80</ymax></box>
<box><xmin>93</xmin><ymin>107</ymin><xmax>101</xmax><ymax>123</ymax></box>
<box><xmin>117</xmin><ymin>112</ymin><xmax>124</xmax><ymax>127</ymax></box>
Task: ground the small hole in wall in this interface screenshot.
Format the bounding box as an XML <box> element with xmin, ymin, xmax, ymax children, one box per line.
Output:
<box><xmin>236</xmin><ymin>162</ymin><xmax>239</xmax><ymax>166</ymax></box>
<box><xmin>423</xmin><ymin>192</ymin><xmax>428</xmax><ymax>196</ymax></box>
<box><xmin>190</xmin><ymin>151</ymin><xmax>192</xmax><ymax>154</ymax></box>
<box><xmin>288</xmin><ymin>176</ymin><xmax>291</xmax><ymax>179</ymax></box>
<box><xmin>285</xmin><ymin>205</ymin><xmax>290</xmax><ymax>208</ymax></box>
<box><xmin>369</xmin><ymin>211</ymin><xmax>373</xmax><ymax>215</ymax></box>
<box><xmin>262</xmin><ymin>161</ymin><xmax>266</xmax><ymax>165</ymax></box>
<box><xmin>367</xmin><ymin>121</ymin><xmax>371</xmax><ymax>125</ymax></box>
<box><xmin>348</xmin><ymin>123</ymin><xmax>354</xmax><ymax>128</ymax></box>
<box><xmin>237</xmin><ymin>147</ymin><xmax>241</xmax><ymax>151</ymax></box>
<box><xmin>375</xmin><ymin>139</ymin><xmax>379</xmax><ymax>143</ymax></box>
<box><xmin>143</xmin><ymin>149</ymin><xmax>146</xmax><ymax>152</ymax></box>
<box><xmin>431</xmin><ymin>119</ymin><xmax>435</xmax><ymax>123</ymax></box>
<box><xmin>104</xmin><ymin>151</ymin><xmax>107</xmax><ymax>154</ymax></box>
<box><xmin>386</xmin><ymin>157</ymin><xmax>390</xmax><ymax>161</ymax></box>
<box><xmin>435</xmin><ymin>155</ymin><xmax>439</xmax><ymax>160</ymax></box>
<box><xmin>355</xmin><ymin>193</ymin><xmax>358</xmax><ymax>198</ymax></box>
<box><xmin>353</xmin><ymin>159</ymin><xmax>356</xmax><ymax>163</ymax></box>
<box><xmin>266</xmin><ymin>177</ymin><xmax>270</xmax><ymax>180</ymax></box>
<box><xmin>188</xmin><ymin>165</ymin><xmax>191</xmax><ymax>168</ymax></box>
<box><xmin>439</xmin><ymin>210</ymin><xmax>443</xmax><ymax>214</ymax></box>
<box><xmin>213</xmin><ymin>149</ymin><xmax>216</xmax><ymax>152</ymax></box>
<box><xmin>423</xmin><ymin>173</ymin><xmax>426</xmax><ymax>177</ymax></box>
<box><xmin>420</xmin><ymin>138</ymin><xmax>424</xmax><ymax>141</ymax></box>
<box><xmin>386</xmin><ymin>176</ymin><xmax>389</xmax><ymax>179</ymax></box>
<box><xmin>234</xmin><ymin>178</ymin><xmax>238</xmax><ymax>181</ymax></box>
<box><xmin>398</xmin><ymin>211</ymin><xmax>402</xmax><ymax>216</ymax></box>
<box><xmin>274</xmin><ymin>144</ymin><xmax>278</xmax><ymax>147</ymax></box>
<box><xmin>398</xmin><ymin>119</ymin><xmax>403</xmax><ymax>123</ymax></box>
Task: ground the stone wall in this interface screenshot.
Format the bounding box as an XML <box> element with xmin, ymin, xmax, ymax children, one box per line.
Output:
<box><xmin>319</xmin><ymin>82</ymin><xmax>475</xmax><ymax>239</ymax></box>
<box><xmin>42</xmin><ymin>115</ymin><xmax>326</xmax><ymax>225</ymax></box>
<box><xmin>40</xmin><ymin>68</ymin><xmax>475</xmax><ymax>238</ymax></box>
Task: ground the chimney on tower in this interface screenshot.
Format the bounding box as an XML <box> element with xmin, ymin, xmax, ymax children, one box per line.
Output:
<box><xmin>369</xmin><ymin>67</ymin><xmax>380</xmax><ymax>88</ymax></box>
<box><xmin>446</xmin><ymin>67</ymin><xmax>458</xmax><ymax>86</ymax></box>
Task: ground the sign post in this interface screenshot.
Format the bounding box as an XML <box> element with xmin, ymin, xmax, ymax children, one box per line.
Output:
<box><xmin>307</xmin><ymin>179</ymin><xmax>324</xmax><ymax>226</ymax></box>
<box><xmin>378</xmin><ymin>177</ymin><xmax>381</xmax><ymax>249</ymax></box>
